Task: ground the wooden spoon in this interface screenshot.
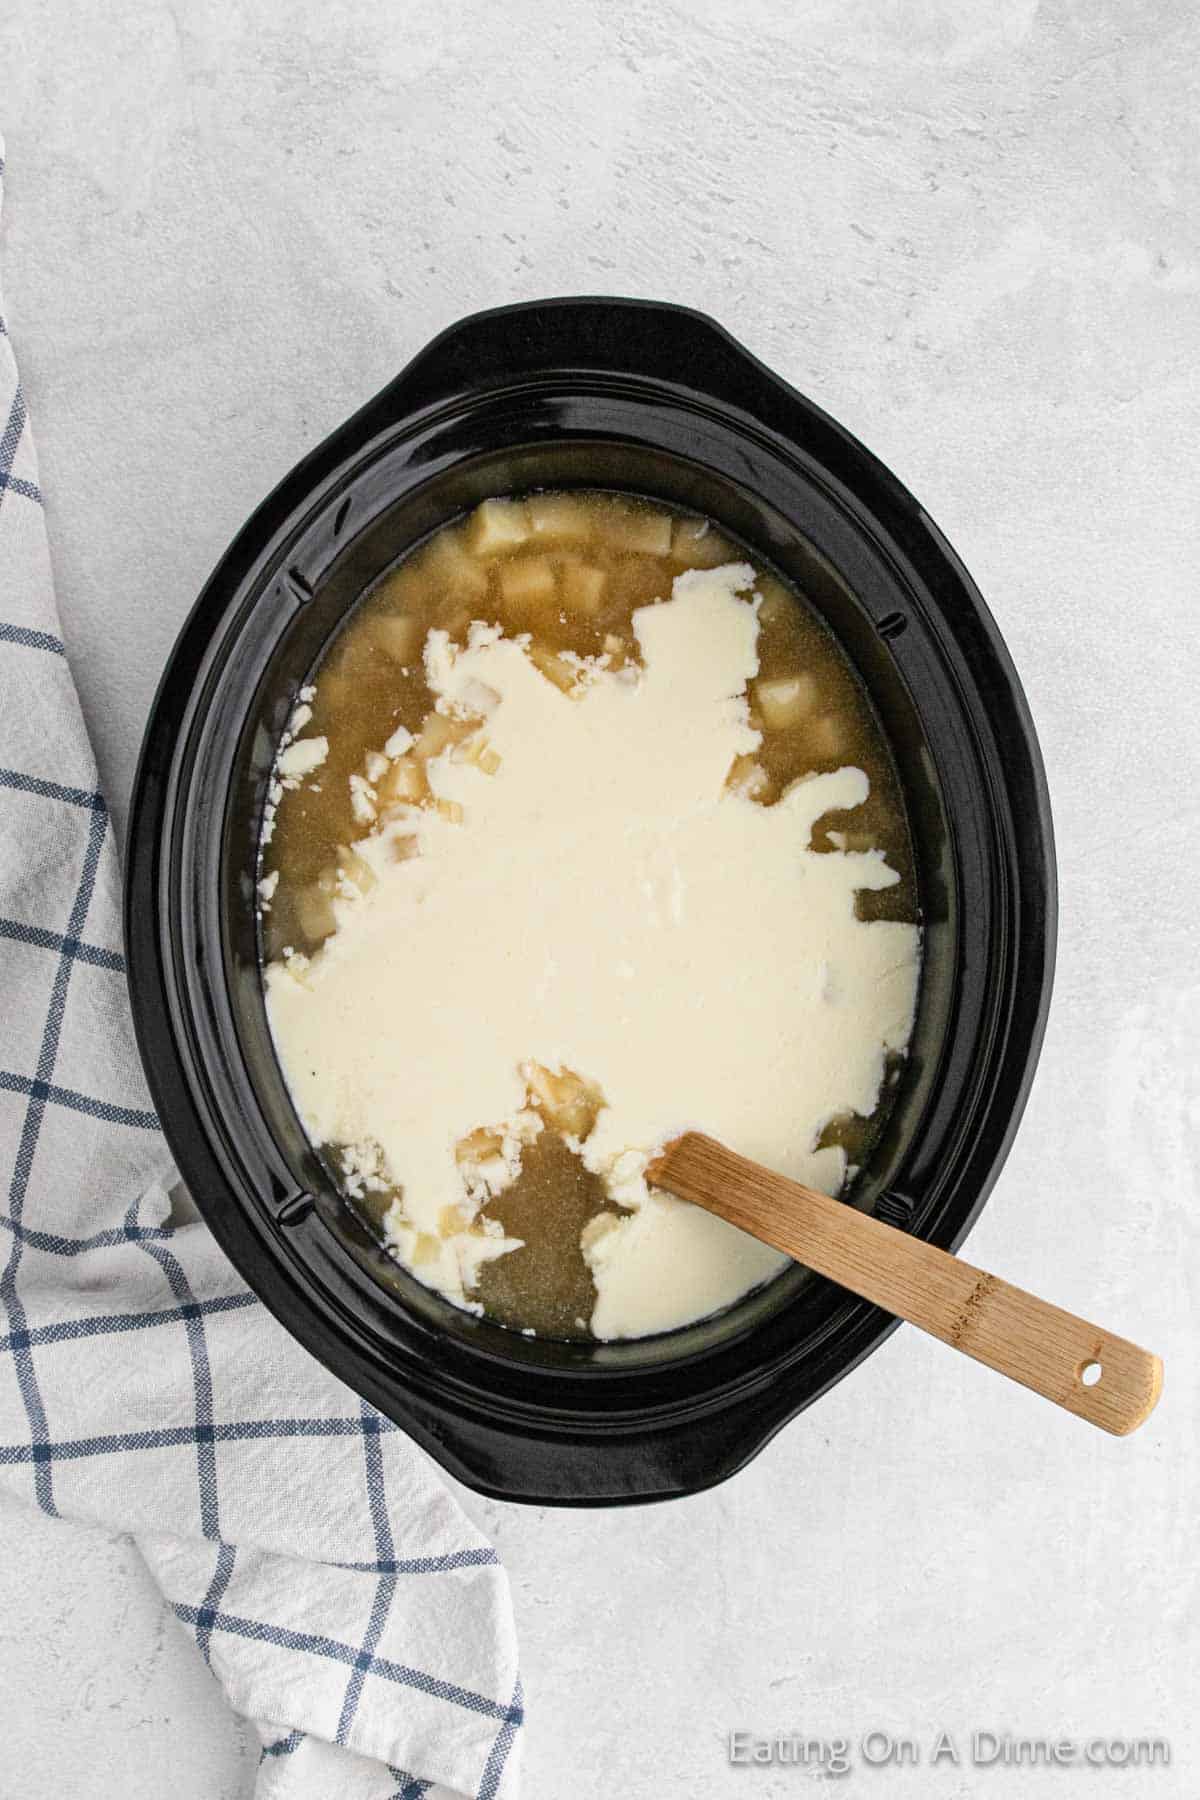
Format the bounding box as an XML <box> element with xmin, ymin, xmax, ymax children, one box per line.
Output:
<box><xmin>645</xmin><ymin>1133</ymin><xmax>1162</xmax><ymax>1435</ymax></box>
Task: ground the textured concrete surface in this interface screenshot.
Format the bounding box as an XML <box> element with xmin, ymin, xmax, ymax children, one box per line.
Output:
<box><xmin>1</xmin><ymin>1</ymin><xmax>1197</xmax><ymax>1795</ymax></box>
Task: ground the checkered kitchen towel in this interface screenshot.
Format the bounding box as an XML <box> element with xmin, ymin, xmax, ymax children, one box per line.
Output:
<box><xmin>0</xmin><ymin>144</ymin><xmax>522</xmax><ymax>1800</ymax></box>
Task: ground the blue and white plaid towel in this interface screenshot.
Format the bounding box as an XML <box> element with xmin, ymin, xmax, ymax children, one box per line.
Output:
<box><xmin>0</xmin><ymin>143</ymin><xmax>522</xmax><ymax>1800</ymax></box>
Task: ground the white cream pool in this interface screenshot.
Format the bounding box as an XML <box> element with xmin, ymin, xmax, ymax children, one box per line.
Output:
<box><xmin>264</xmin><ymin>563</ymin><xmax>920</xmax><ymax>1339</ymax></box>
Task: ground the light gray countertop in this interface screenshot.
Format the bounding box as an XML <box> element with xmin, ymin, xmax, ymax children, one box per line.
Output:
<box><xmin>1</xmin><ymin>1</ymin><xmax>1196</xmax><ymax>1795</ymax></box>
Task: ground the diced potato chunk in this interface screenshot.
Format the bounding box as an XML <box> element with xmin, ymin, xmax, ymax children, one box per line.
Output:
<box><xmin>809</xmin><ymin>714</ymin><xmax>846</xmax><ymax>759</ymax></box>
<box><xmin>335</xmin><ymin>844</ymin><xmax>376</xmax><ymax>895</ymax></box>
<box><xmin>370</xmin><ymin>564</ymin><xmax>424</xmax><ymax>613</ymax></box>
<box><xmin>581</xmin><ymin>1211</ymin><xmax>622</xmax><ymax>1253</ymax></box>
<box><xmin>726</xmin><ymin>755</ymin><xmax>771</xmax><ymax>802</ymax></box>
<box><xmin>475</xmin><ymin>1154</ymin><xmax>512</xmax><ymax>1194</ymax></box>
<box><xmin>335</xmin><ymin>863</ymin><xmax>370</xmax><ymax>897</ymax></box>
<box><xmin>414</xmin><ymin>712</ymin><xmax>472</xmax><ymax>760</ymax></box>
<box><xmin>348</xmin><ymin>773</ymin><xmax>377</xmax><ymax>825</ymax></box>
<box><xmin>453</xmin><ymin>1129</ymin><xmax>517</xmax><ymax>1200</ymax></box>
<box><xmin>754</xmin><ymin>673</ymin><xmax>818</xmax><ymax>731</ymax></box>
<box><xmin>527</xmin><ymin>493</ymin><xmax>591</xmax><ymax>540</ymax></box>
<box><xmin>382</xmin><ymin>829</ymin><xmax>421</xmax><ymax>861</ymax></box>
<box><xmin>671</xmin><ymin>515</ymin><xmax>733</xmax><ymax>568</ymax></box>
<box><xmin>296</xmin><ymin>885</ymin><xmax>337</xmax><ymax>943</ymax></box>
<box><xmin>754</xmin><ymin>576</ymin><xmax>793</xmax><ymax>626</ymax></box>
<box><xmin>522</xmin><ymin>1061</ymin><xmax>605</xmax><ymax>1139</ymax></box>
<box><xmin>436</xmin><ymin>797</ymin><xmax>464</xmax><ymax>824</ymax></box>
<box><xmin>371</xmin><ymin>614</ymin><xmax>422</xmax><ymax>665</ymax></box>
<box><xmin>311</xmin><ymin>667</ymin><xmax>356</xmax><ymax>716</ymax></box>
<box><xmin>466</xmin><ymin>498</ymin><xmax>530</xmax><ymax>556</ymax></box>
<box><xmin>279</xmin><ymin>948</ymin><xmax>313</xmax><ymax>988</ymax></box>
<box><xmin>827</xmin><ymin>827</ymin><xmax>875</xmax><ymax>853</ymax></box>
<box><xmin>377</xmin><ymin>754</ymin><xmax>427</xmax><ymax>804</ymax></box>
<box><xmin>422</xmin><ymin>528</ymin><xmax>489</xmax><ymax>597</ymax></box>
<box><xmin>601</xmin><ymin>504</ymin><xmax>673</xmax><ymax>556</ymax></box>
<box><xmin>528</xmin><ymin>644</ymin><xmax>579</xmax><ymax>695</ymax></box>
<box><xmin>435</xmin><ymin>606</ymin><xmax>473</xmax><ymax>643</ymax></box>
<box><xmin>411</xmin><ymin>1232</ymin><xmax>443</xmax><ymax>1267</ymax></box>
<box><xmin>453</xmin><ymin>678</ymin><xmax>500</xmax><ymax>719</ymax></box>
<box><xmin>456</xmin><ymin>1127</ymin><xmax>505</xmax><ymax>1165</ymax></box>
<box><xmin>498</xmin><ymin>554</ymin><xmax>556</xmax><ymax>609</ymax></box>
<box><xmin>508</xmin><ymin>1108</ymin><xmax>543</xmax><ymax>1147</ymax></box>
<box><xmin>561</xmin><ymin>560</ymin><xmax>607</xmax><ymax>616</ymax></box>
<box><xmin>364</xmin><ymin>750</ymin><xmax>389</xmax><ymax>784</ymax></box>
<box><xmin>452</xmin><ymin>732</ymin><xmax>502</xmax><ymax>775</ymax></box>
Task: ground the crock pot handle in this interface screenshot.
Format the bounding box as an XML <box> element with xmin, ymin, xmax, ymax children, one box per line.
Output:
<box><xmin>384</xmin><ymin>1384</ymin><xmax>800</xmax><ymax>1507</ymax></box>
<box><xmin>372</xmin><ymin>296</ymin><xmax>793</xmax><ymax>424</ymax></box>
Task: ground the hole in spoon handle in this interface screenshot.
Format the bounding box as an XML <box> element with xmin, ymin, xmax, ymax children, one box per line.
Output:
<box><xmin>943</xmin><ymin>1280</ymin><xmax>1164</xmax><ymax>1435</ymax></box>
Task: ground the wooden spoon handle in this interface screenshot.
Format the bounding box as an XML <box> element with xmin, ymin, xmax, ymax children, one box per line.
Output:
<box><xmin>646</xmin><ymin>1133</ymin><xmax>1162</xmax><ymax>1436</ymax></box>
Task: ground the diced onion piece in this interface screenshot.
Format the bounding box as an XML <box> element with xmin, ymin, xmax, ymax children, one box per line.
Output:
<box><xmin>466</xmin><ymin>498</ymin><xmax>530</xmax><ymax>556</ymax></box>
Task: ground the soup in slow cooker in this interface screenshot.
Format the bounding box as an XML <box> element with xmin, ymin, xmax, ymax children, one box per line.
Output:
<box><xmin>259</xmin><ymin>492</ymin><xmax>920</xmax><ymax>1339</ymax></box>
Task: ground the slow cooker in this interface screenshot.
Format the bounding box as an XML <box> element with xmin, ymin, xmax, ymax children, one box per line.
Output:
<box><xmin>125</xmin><ymin>298</ymin><xmax>1056</xmax><ymax>1504</ymax></box>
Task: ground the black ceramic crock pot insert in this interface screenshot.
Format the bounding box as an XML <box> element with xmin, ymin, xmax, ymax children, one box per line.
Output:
<box><xmin>125</xmin><ymin>299</ymin><xmax>1056</xmax><ymax>1505</ymax></box>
